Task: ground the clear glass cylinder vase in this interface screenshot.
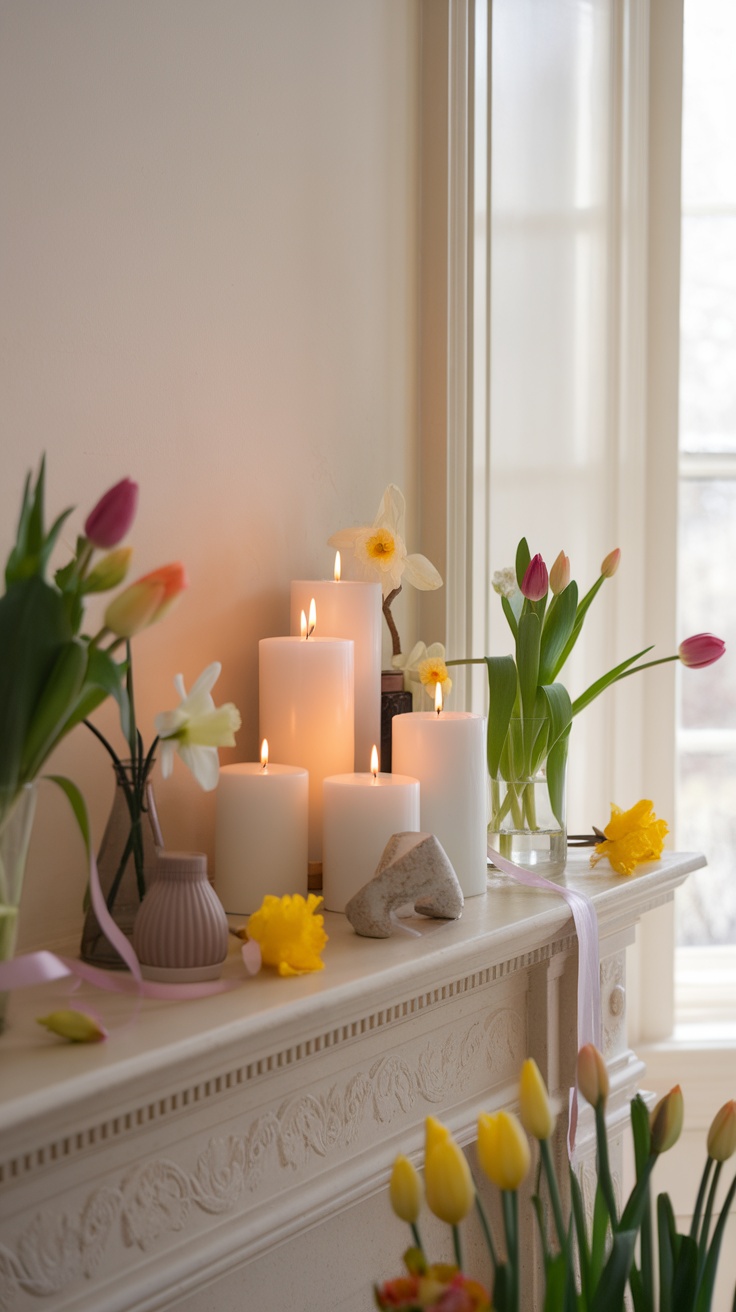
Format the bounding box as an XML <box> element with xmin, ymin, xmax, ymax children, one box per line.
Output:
<box><xmin>80</xmin><ymin>759</ymin><xmax>163</xmax><ymax>970</ymax></box>
<box><xmin>0</xmin><ymin>782</ymin><xmax>38</xmax><ymax>1033</ymax></box>
<box><xmin>488</xmin><ymin>717</ymin><xmax>567</xmax><ymax>877</ymax></box>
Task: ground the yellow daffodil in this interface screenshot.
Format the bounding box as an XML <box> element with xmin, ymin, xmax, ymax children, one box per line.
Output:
<box><xmin>155</xmin><ymin>661</ymin><xmax>241</xmax><ymax>791</ymax></box>
<box><xmin>577</xmin><ymin>1044</ymin><xmax>609</xmax><ymax>1110</ymax></box>
<box><xmin>590</xmin><ymin>799</ymin><xmax>668</xmax><ymax>876</ymax></box>
<box><xmin>707</xmin><ymin>1100</ymin><xmax>736</xmax><ymax>1162</ymax></box>
<box><xmin>393</xmin><ymin>641</ymin><xmax>451</xmax><ymax>710</ymax></box>
<box><xmin>424</xmin><ymin>1134</ymin><xmax>475</xmax><ymax>1224</ymax></box>
<box><xmin>389</xmin><ymin>1155</ymin><xmax>423</xmax><ymax>1224</ymax></box>
<box><xmin>519</xmin><ymin>1058</ymin><xmax>555</xmax><ymax>1141</ymax></box>
<box><xmin>477</xmin><ymin>1110</ymin><xmax>531</xmax><ymax>1191</ymax></box>
<box><xmin>650</xmin><ymin>1085</ymin><xmax>684</xmax><ymax>1155</ymax></box>
<box><xmin>245</xmin><ymin>893</ymin><xmax>328</xmax><ymax>976</ymax></box>
<box><xmin>328</xmin><ymin>485</ymin><xmax>442</xmax><ymax>599</ymax></box>
<box><xmin>37</xmin><ymin>1009</ymin><xmax>107</xmax><ymax>1043</ymax></box>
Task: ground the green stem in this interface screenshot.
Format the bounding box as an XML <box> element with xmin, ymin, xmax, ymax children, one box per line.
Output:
<box><xmin>475</xmin><ymin>1195</ymin><xmax>499</xmax><ymax>1273</ymax></box>
<box><xmin>502</xmin><ymin>1190</ymin><xmax>519</xmax><ymax>1312</ymax></box>
<box><xmin>595</xmin><ymin>1103</ymin><xmax>618</xmax><ymax>1227</ymax></box>
<box><xmin>540</xmin><ymin>1139</ymin><xmax>567</xmax><ymax>1251</ymax></box>
<box><xmin>690</xmin><ymin>1157</ymin><xmax>715</xmax><ymax>1242</ymax></box>
<box><xmin>452</xmin><ymin>1224</ymin><xmax>463</xmax><ymax>1271</ymax></box>
<box><xmin>410</xmin><ymin>1222</ymin><xmax>424</xmax><ymax>1257</ymax></box>
<box><xmin>699</xmin><ymin>1159</ymin><xmax>723</xmax><ymax>1263</ymax></box>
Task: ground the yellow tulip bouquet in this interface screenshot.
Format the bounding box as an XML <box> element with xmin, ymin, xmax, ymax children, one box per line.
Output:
<box><xmin>375</xmin><ymin>1047</ymin><xmax>736</xmax><ymax>1312</ymax></box>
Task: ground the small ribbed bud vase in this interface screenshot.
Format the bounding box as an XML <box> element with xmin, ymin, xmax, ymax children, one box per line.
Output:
<box><xmin>132</xmin><ymin>850</ymin><xmax>229</xmax><ymax>982</ymax></box>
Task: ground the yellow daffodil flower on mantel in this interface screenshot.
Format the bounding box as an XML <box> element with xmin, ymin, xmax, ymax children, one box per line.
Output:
<box><xmin>590</xmin><ymin>799</ymin><xmax>669</xmax><ymax>876</ymax></box>
<box><xmin>240</xmin><ymin>893</ymin><xmax>328</xmax><ymax>976</ymax></box>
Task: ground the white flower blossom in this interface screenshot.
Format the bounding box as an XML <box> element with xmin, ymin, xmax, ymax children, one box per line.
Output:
<box><xmin>155</xmin><ymin>662</ymin><xmax>241</xmax><ymax>791</ymax></box>
<box><xmin>492</xmin><ymin>567</ymin><xmax>518</xmax><ymax>599</ymax></box>
<box><xmin>392</xmin><ymin>641</ymin><xmax>452</xmax><ymax>711</ymax></box>
<box><xmin>328</xmin><ymin>485</ymin><xmax>442</xmax><ymax>600</ymax></box>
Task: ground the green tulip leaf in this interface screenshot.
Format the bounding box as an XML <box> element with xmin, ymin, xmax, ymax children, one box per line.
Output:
<box><xmin>571</xmin><ymin>646</ymin><xmax>656</xmax><ymax>717</ymax></box>
<box><xmin>539</xmin><ymin>581</ymin><xmax>578</xmax><ymax>683</ymax></box>
<box><xmin>591</xmin><ymin>1230</ymin><xmax>638</xmax><ymax>1312</ymax></box>
<box><xmin>485</xmin><ymin>656</ymin><xmax>518</xmax><ymax>779</ymax></box>
<box><xmin>0</xmin><ymin>576</ymin><xmax>72</xmax><ymax>796</ymax></box>
<box><xmin>515</xmin><ymin>537</ymin><xmax>531</xmax><ymax>590</ymax></box>
<box><xmin>546</xmin><ymin>733</ymin><xmax>569</xmax><ymax>829</ymax></box>
<box><xmin>517</xmin><ymin>611</ymin><xmax>541</xmax><ymax>724</ymax></box>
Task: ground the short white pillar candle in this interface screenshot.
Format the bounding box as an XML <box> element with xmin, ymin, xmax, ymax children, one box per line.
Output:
<box><xmin>322</xmin><ymin>751</ymin><xmax>420</xmax><ymax>912</ymax></box>
<box><xmin>391</xmin><ymin>705</ymin><xmax>487</xmax><ymax>897</ymax></box>
<box><xmin>215</xmin><ymin>747</ymin><xmax>308</xmax><ymax>914</ymax></box>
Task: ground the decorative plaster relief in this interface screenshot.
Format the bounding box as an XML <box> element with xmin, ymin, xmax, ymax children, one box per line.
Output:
<box><xmin>0</xmin><ymin>1008</ymin><xmax>524</xmax><ymax>1308</ymax></box>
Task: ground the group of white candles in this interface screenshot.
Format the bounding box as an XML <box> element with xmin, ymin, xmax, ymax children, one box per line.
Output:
<box><xmin>215</xmin><ymin>559</ymin><xmax>488</xmax><ymax>916</ymax></box>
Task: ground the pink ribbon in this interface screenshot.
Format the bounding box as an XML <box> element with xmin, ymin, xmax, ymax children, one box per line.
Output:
<box><xmin>0</xmin><ymin>848</ymin><xmax>249</xmax><ymax>1021</ymax></box>
<box><xmin>487</xmin><ymin>843</ymin><xmax>601</xmax><ymax>1158</ymax></box>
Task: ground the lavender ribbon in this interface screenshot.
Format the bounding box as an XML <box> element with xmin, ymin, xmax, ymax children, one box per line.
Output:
<box><xmin>487</xmin><ymin>843</ymin><xmax>601</xmax><ymax>1158</ymax></box>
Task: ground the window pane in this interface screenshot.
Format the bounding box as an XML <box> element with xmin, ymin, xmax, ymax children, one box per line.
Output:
<box><xmin>680</xmin><ymin>216</ymin><xmax>736</xmax><ymax>453</ymax></box>
<box><xmin>676</xmin><ymin>749</ymin><xmax>736</xmax><ymax>945</ymax></box>
<box><xmin>677</xmin><ymin>479</ymin><xmax>736</xmax><ymax>729</ymax></box>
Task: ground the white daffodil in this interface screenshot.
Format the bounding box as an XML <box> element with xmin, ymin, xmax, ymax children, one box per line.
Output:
<box><xmin>392</xmin><ymin>641</ymin><xmax>452</xmax><ymax>710</ymax></box>
<box><xmin>155</xmin><ymin>662</ymin><xmax>241</xmax><ymax>791</ymax></box>
<box><xmin>328</xmin><ymin>485</ymin><xmax>442</xmax><ymax>600</ymax></box>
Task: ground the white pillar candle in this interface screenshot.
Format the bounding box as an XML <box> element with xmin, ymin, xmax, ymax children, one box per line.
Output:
<box><xmin>290</xmin><ymin>570</ymin><xmax>381</xmax><ymax>771</ymax></box>
<box><xmin>322</xmin><ymin>759</ymin><xmax>420</xmax><ymax>912</ymax></box>
<box><xmin>259</xmin><ymin>631</ymin><xmax>354</xmax><ymax>863</ymax></box>
<box><xmin>215</xmin><ymin>750</ymin><xmax>308</xmax><ymax>914</ymax></box>
<box><xmin>391</xmin><ymin>709</ymin><xmax>488</xmax><ymax>897</ymax></box>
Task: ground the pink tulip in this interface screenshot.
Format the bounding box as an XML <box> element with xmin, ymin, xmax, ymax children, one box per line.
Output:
<box><xmin>678</xmin><ymin>633</ymin><xmax>726</xmax><ymax>669</ymax></box>
<box><xmin>104</xmin><ymin>562</ymin><xmax>188</xmax><ymax>638</ymax></box>
<box><xmin>600</xmin><ymin>548</ymin><xmax>621</xmax><ymax>578</ymax></box>
<box><xmin>549</xmin><ymin>551</ymin><xmax>570</xmax><ymax>595</ymax></box>
<box><xmin>84</xmin><ymin>478</ymin><xmax>139</xmax><ymax>548</ymax></box>
<box><xmin>521</xmin><ymin>554</ymin><xmax>548</xmax><ymax>601</ymax></box>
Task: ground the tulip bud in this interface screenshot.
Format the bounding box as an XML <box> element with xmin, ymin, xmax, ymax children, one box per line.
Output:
<box><xmin>577</xmin><ymin>1044</ymin><xmax>609</xmax><ymax>1110</ymax></box>
<box><xmin>650</xmin><ymin>1085</ymin><xmax>684</xmax><ymax>1155</ymax></box>
<box><xmin>83</xmin><ymin>546</ymin><xmax>133</xmax><ymax>594</ymax></box>
<box><xmin>37</xmin><ymin>1009</ymin><xmax>108</xmax><ymax>1042</ymax></box>
<box><xmin>549</xmin><ymin>551</ymin><xmax>570</xmax><ymax>596</ymax></box>
<box><xmin>519</xmin><ymin>1058</ymin><xmax>555</xmax><ymax>1140</ymax></box>
<box><xmin>521</xmin><ymin>553</ymin><xmax>549</xmax><ymax>601</ymax></box>
<box><xmin>425</xmin><ymin>1115</ymin><xmax>451</xmax><ymax>1159</ymax></box>
<box><xmin>678</xmin><ymin>633</ymin><xmax>726</xmax><ymax>669</ymax></box>
<box><xmin>389</xmin><ymin>1155</ymin><xmax>423</xmax><ymax>1224</ymax></box>
<box><xmin>84</xmin><ymin>478</ymin><xmax>138</xmax><ymax>548</ymax></box>
<box><xmin>425</xmin><ymin>1135</ymin><xmax>475</xmax><ymax>1224</ymax></box>
<box><xmin>600</xmin><ymin>548</ymin><xmax>621</xmax><ymax>578</ymax></box>
<box><xmin>707</xmin><ymin>1100</ymin><xmax>736</xmax><ymax>1162</ymax></box>
<box><xmin>477</xmin><ymin>1111</ymin><xmax>531</xmax><ymax>1191</ymax></box>
<box><xmin>104</xmin><ymin>562</ymin><xmax>188</xmax><ymax>638</ymax></box>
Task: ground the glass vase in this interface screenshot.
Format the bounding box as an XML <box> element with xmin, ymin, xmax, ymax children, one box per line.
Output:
<box><xmin>0</xmin><ymin>782</ymin><xmax>38</xmax><ymax>1033</ymax></box>
<box><xmin>488</xmin><ymin>717</ymin><xmax>567</xmax><ymax>877</ymax></box>
<box><xmin>80</xmin><ymin>759</ymin><xmax>163</xmax><ymax>970</ymax></box>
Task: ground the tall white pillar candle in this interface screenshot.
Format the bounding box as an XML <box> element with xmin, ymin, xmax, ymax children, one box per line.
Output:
<box><xmin>322</xmin><ymin>767</ymin><xmax>420</xmax><ymax>912</ymax></box>
<box><xmin>290</xmin><ymin>574</ymin><xmax>381</xmax><ymax>771</ymax></box>
<box><xmin>392</xmin><ymin>709</ymin><xmax>488</xmax><ymax>896</ymax></box>
<box><xmin>259</xmin><ymin>634</ymin><xmax>354</xmax><ymax>863</ymax></box>
<box><xmin>215</xmin><ymin>754</ymin><xmax>308</xmax><ymax>914</ymax></box>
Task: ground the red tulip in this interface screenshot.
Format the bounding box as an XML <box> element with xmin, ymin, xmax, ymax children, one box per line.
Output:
<box><xmin>678</xmin><ymin>633</ymin><xmax>726</xmax><ymax>669</ymax></box>
<box><xmin>521</xmin><ymin>554</ymin><xmax>548</xmax><ymax>601</ymax></box>
<box><xmin>84</xmin><ymin>478</ymin><xmax>138</xmax><ymax>548</ymax></box>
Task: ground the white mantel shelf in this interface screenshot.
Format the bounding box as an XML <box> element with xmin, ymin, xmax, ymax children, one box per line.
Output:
<box><xmin>0</xmin><ymin>853</ymin><xmax>703</xmax><ymax>1312</ymax></box>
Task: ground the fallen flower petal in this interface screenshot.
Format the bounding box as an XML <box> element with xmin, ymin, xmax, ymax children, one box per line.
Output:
<box><xmin>37</xmin><ymin>1009</ymin><xmax>108</xmax><ymax>1043</ymax></box>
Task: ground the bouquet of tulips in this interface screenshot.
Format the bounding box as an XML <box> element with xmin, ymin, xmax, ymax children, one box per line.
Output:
<box><xmin>377</xmin><ymin>1046</ymin><xmax>736</xmax><ymax>1312</ymax></box>
<box><xmin>449</xmin><ymin>539</ymin><xmax>725</xmax><ymax>845</ymax></box>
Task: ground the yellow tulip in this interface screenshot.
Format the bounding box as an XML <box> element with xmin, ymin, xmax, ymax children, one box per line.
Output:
<box><xmin>389</xmin><ymin>1155</ymin><xmax>423</xmax><ymax>1224</ymax></box>
<box><xmin>577</xmin><ymin>1044</ymin><xmax>609</xmax><ymax>1110</ymax></box>
<box><xmin>519</xmin><ymin>1058</ymin><xmax>555</xmax><ymax>1141</ymax></box>
<box><xmin>425</xmin><ymin>1115</ymin><xmax>451</xmax><ymax>1158</ymax></box>
<box><xmin>650</xmin><ymin>1085</ymin><xmax>684</xmax><ymax>1155</ymax></box>
<box><xmin>477</xmin><ymin>1111</ymin><xmax>531</xmax><ymax>1191</ymax></box>
<box><xmin>707</xmin><ymin>1100</ymin><xmax>736</xmax><ymax>1162</ymax></box>
<box><xmin>424</xmin><ymin>1135</ymin><xmax>475</xmax><ymax>1224</ymax></box>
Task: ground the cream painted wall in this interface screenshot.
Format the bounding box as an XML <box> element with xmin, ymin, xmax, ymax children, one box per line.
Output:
<box><xmin>0</xmin><ymin>0</ymin><xmax>421</xmax><ymax>950</ymax></box>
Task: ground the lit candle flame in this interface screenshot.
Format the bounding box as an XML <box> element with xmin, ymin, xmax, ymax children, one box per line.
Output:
<box><xmin>307</xmin><ymin>597</ymin><xmax>316</xmax><ymax>638</ymax></box>
<box><xmin>334</xmin><ymin>550</ymin><xmax>341</xmax><ymax>582</ymax></box>
<box><xmin>370</xmin><ymin>744</ymin><xmax>379</xmax><ymax>779</ymax></box>
<box><xmin>261</xmin><ymin>739</ymin><xmax>269</xmax><ymax>770</ymax></box>
<box><xmin>435</xmin><ymin>681</ymin><xmax>443</xmax><ymax>715</ymax></box>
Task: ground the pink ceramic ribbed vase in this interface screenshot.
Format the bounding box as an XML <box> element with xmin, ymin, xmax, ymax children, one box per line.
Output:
<box><xmin>132</xmin><ymin>850</ymin><xmax>229</xmax><ymax>982</ymax></box>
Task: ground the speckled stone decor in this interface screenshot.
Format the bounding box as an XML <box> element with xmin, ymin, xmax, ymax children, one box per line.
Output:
<box><xmin>345</xmin><ymin>831</ymin><xmax>464</xmax><ymax>938</ymax></box>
